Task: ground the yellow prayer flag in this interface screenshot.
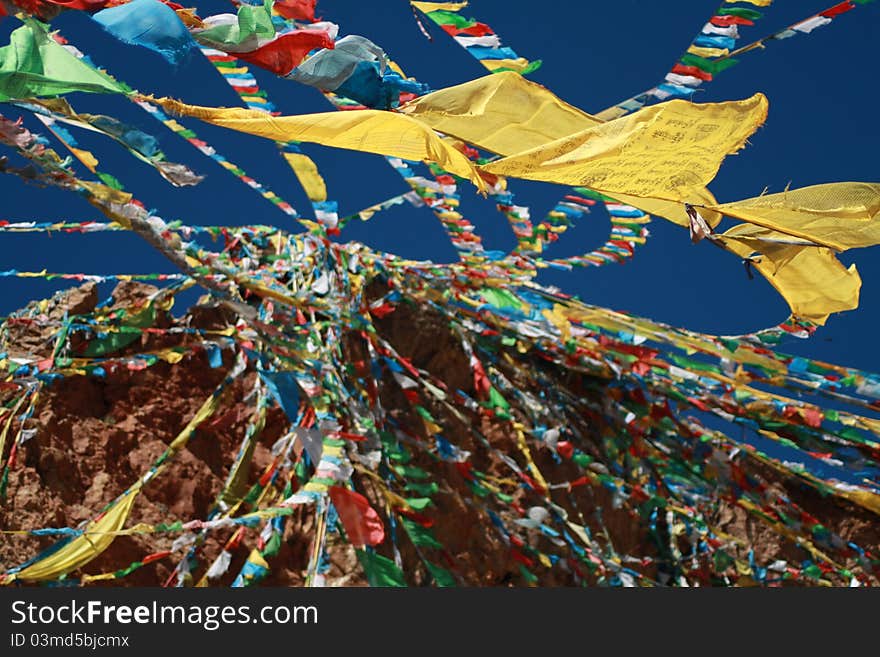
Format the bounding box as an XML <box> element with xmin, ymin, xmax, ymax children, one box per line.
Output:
<box><xmin>478</xmin><ymin>57</ymin><xmax>536</xmax><ymax>74</ymax></box>
<box><xmin>8</xmin><ymin>490</ymin><xmax>141</xmax><ymax>583</ymax></box>
<box><xmin>69</xmin><ymin>146</ymin><xmax>99</xmax><ymax>173</ymax></box>
<box><xmin>720</xmin><ymin>223</ymin><xmax>861</xmax><ymax>324</ymax></box>
<box><xmin>686</xmin><ymin>45</ymin><xmax>730</xmax><ymax>58</ymax></box>
<box><xmin>708</xmin><ymin>182</ymin><xmax>880</xmax><ymax>251</ymax></box>
<box><xmin>159</xmin><ymin>349</ymin><xmax>185</xmax><ymax>364</ymax></box>
<box><xmin>411</xmin><ymin>1</ymin><xmax>468</xmax><ymax>11</ymax></box>
<box><xmin>174</xmin><ymin>7</ymin><xmax>203</xmax><ymax>28</ymax></box>
<box><xmin>399</xmin><ymin>71</ymin><xmax>601</xmax><ymax>156</ymax></box>
<box><xmin>245</xmin><ymin>549</ymin><xmax>269</xmax><ymax>570</ymax></box>
<box><xmin>5</xmin><ymin>389</ymin><xmax>224</xmax><ymax>583</ymax></box>
<box><xmin>146</xmin><ymin>96</ymin><xmax>487</xmax><ymax>192</ymax></box>
<box><xmin>80</xmin><ymin>181</ymin><xmax>135</xmax><ymax>228</ymax></box>
<box><xmin>282</xmin><ymin>152</ymin><xmax>328</xmax><ymax>202</ymax></box>
<box><xmin>481</xmin><ymin>94</ymin><xmax>768</xmax><ymax>203</ymax></box>
<box><xmin>399</xmin><ymin>73</ymin><xmax>722</xmax><ymax>227</ymax></box>
<box><xmin>168</xmin><ymin>388</ymin><xmax>222</xmax><ymax>451</ymax></box>
<box><xmin>79</xmin><ymin>181</ymin><xmax>133</xmax><ymax>206</ymax></box>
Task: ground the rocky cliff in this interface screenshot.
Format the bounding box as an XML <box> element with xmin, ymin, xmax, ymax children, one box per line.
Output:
<box><xmin>1</xmin><ymin>282</ymin><xmax>878</xmax><ymax>587</ymax></box>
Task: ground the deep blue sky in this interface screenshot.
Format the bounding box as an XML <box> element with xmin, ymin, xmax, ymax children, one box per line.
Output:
<box><xmin>1</xmin><ymin>1</ymin><xmax>878</xmax><ymax>371</ymax></box>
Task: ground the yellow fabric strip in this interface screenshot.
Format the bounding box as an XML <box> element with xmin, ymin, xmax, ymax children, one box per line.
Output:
<box><xmin>482</xmin><ymin>93</ymin><xmax>768</xmax><ymax>203</ymax></box>
<box><xmin>0</xmin><ymin>394</ymin><xmax>28</xmax><ymax>467</ymax></box>
<box><xmin>399</xmin><ymin>71</ymin><xmax>601</xmax><ymax>156</ymax></box>
<box><xmin>411</xmin><ymin>0</ymin><xmax>468</xmax><ymax>11</ymax></box>
<box><xmin>168</xmin><ymin>389</ymin><xmax>223</xmax><ymax>452</ymax></box>
<box><xmin>709</xmin><ymin>182</ymin><xmax>880</xmax><ymax>251</ymax></box>
<box><xmin>687</xmin><ymin>45</ymin><xmax>730</xmax><ymax>58</ymax></box>
<box><xmin>513</xmin><ymin>424</ymin><xmax>549</xmax><ymax>492</ymax></box>
<box><xmin>282</xmin><ymin>152</ymin><xmax>328</xmax><ymax>202</ymax></box>
<box><xmin>479</xmin><ymin>57</ymin><xmax>535</xmax><ymax>74</ymax></box>
<box><xmin>726</xmin><ymin>0</ymin><xmax>772</xmax><ymax>6</ymax></box>
<box><xmin>80</xmin><ymin>571</ymin><xmax>118</xmax><ymax>583</ymax></box>
<box><xmin>399</xmin><ymin>73</ymin><xmax>723</xmax><ymax>228</ymax></box>
<box><xmin>8</xmin><ymin>489</ymin><xmax>141</xmax><ymax>583</ymax></box>
<box><xmin>69</xmin><ymin>146</ymin><xmax>99</xmax><ymax>173</ymax></box>
<box><xmin>146</xmin><ymin>96</ymin><xmax>487</xmax><ymax>192</ymax></box>
<box><xmin>6</xmin><ymin>390</ymin><xmax>223</xmax><ymax>583</ymax></box>
<box><xmin>720</xmin><ymin>223</ymin><xmax>861</xmax><ymax>324</ymax></box>
<box><xmin>593</xmin><ymin>105</ymin><xmax>630</xmax><ymax>122</ymax></box>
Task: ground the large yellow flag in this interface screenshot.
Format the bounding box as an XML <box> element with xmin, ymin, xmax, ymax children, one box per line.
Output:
<box><xmin>6</xmin><ymin>489</ymin><xmax>141</xmax><ymax>583</ymax></box>
<box><xmin>719</xmin><ymin>223</ymin><xmax>861</xmax><ymax>324</ymax></box>
<box><xmin>706</xmin><ymin>182</ymin><xmax>880</xmax><ymax>251</ymax></box>
<box><xmin>146</xmin><ymin>96</ymin><xmax>487</xmax><ymax>192</ymax></box>
<box><xmin>398</xmin><ymin>71</ymin><xmax>602</xmax><ymax>155</ymax></box>
<box><xmin>399</xmin><ymin>72</ymin><xmax>724</xmax><ymax>227</ymax></box>
<box><xmin>481</xmin><ymin>94</ymin><xmax>768</xmax><ymax>202</ymax></box>
<box><xmin>4</xmin><ymin>390</ymin><xmax>222</xmax><ymax>583</ymax></box>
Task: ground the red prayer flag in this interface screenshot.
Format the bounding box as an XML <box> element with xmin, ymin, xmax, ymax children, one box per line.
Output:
<box><xmin>472</xmin><ymin>357</ymin><xmax>491</xmax><ymax>397</ymax></box>
<box><xmin>142</xmin><ymin>550</ymin><xmax>172</xmax><ymax>565</ymax></box>
<box><xmin>237</xmin><ymin>31</ymin><xmax>335</xmax><ymax>77</ymax></box>
<box><xmin>556</xmin><ymin>441</ymin><xmax>574</xmax><ymax>459</ymax></box>
<box><xmin>441</xmin><ymin>22</ymin><xmax>494</xmax><ymax>37</ymax></box>
<box><xmin>274</xmin><ymin>0</ymin><xmax>316</xmax><ymax>22</ymax></box>
<box><xmin>710</xmin><ymin>15</ymin><xmax>754</xmax><ymax>27</ymax></box>
<box><xmin>671</xmin><ymin>63</ymin><xmax>713</xmax><ymax>81</ymax></box>
<box><xmin>820</xmin><ymin>2</ymin><xmax>855</xmax><ymax>18</ymax></box>
<box><xmin>42</xmin><ymin>0</ymin><xmax>111</xmax><ymax>10</ymax></box>
<box><xmin>329</xmin><ymin>486</ymin><xmax>385</xmax><ymax>547</ymax></box>
<box><xmin>801</xmin><ymin>408</ymin><xmax>823</xmax><ymax>428</ymax></box>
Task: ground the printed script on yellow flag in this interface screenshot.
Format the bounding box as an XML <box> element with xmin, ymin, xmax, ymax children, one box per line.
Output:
<box><xmin>400</xmin><ymin>72</ymin><xmax>724</xmax><ymax>228</ymax></box>
<box><xmin>481</xmin><ymin>93</ymin><xmax>768</xmax><ymax>203</ymax></box>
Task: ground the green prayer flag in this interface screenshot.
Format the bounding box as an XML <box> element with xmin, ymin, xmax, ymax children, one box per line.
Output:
<box><xmin>518</xmin><ymin>563</ymin><xmax>539</xmax><ymax>584</ymax></box>
<box><xmin>717</xmin><ymin>7</ymin><xmax>763</xmax><ymax>20</ymax></box>
<box><xmin>480</xmin><ymin>288</ymin><xmax>523</xmax><ymax>310</ymax></box>
<box><xmin>404</xmin><ymin>481</ymin><xmax>439</xmax><ymax>496</ymax></box>
<box><xmin>401</xmin><ymin>517</ymin><xmax>443</xmax><ymax>549</ymax></box>
<box><xmin>404</xmin><ymin>497</ymin><xmax>433</xmax><ymax>511</ymax></box>
<box><xmin>415</xmin><ymin>405</ymin><xmax>436</xmax><ymax>422</ymax></box>
<box><xmin>679</xmin><ymin>53</ymin><xmax>739</xmax><ymax>76</ymax></box>
<box><xmin>262</xmin><ymin>531</ymin><xmax>282</xmax><ymax>558</ymax></box>
<box><xmin>394</xmin><ymin>464</ymin><xmax>430</xmax><ymax>480</ymax></box>
<box><xmin>82</xmin><ymin>305</ymin><xmax>156</xmax><ymax>357</ymax></box>
<box><xmin>0</xmin><ymin>467</ymin><xmax>8</xmax><ymax>500</ymax></box>
<box><xmin>802</xmin><ymin>563</ymin><xmax>822</xmax><ymax>579</ymax></box>
<box><xmin>357</xmin><ymin>549</ymin><xmax>407</xmax><ymax>587</ymax></box>
<box><xmin>0</xmin><ymin>20</ymin><xmax>126</xmax><ymax>102</ymax></box>
<box><xmin>423</xmin><ymin>10</ymin><xmax>475</xmax><ymax>29</ymax></box>
<box><xmin>425</xmin><ymin>560</ymin><xmax>456</xmax><ymax>587</ymax></box>
<box><xmin>488</xmin><ymin>386</ymin><xmax>510</xmax><ymax>410</ymax></box>
<box><xmin>192</xmin><ymin>0</ymin><xmax>276</xmax><ymax>49</ymax></box>
<box><xmin>97</xmin><ymin>172</ymin><xmax>124</xmax><ymax>190</ymax></box>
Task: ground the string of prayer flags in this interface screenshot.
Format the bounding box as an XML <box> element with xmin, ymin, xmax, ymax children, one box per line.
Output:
<box><xmin>0</xmin><ymin>0</ymin><xmax>878</xmax><ymax>589</ymax></box>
